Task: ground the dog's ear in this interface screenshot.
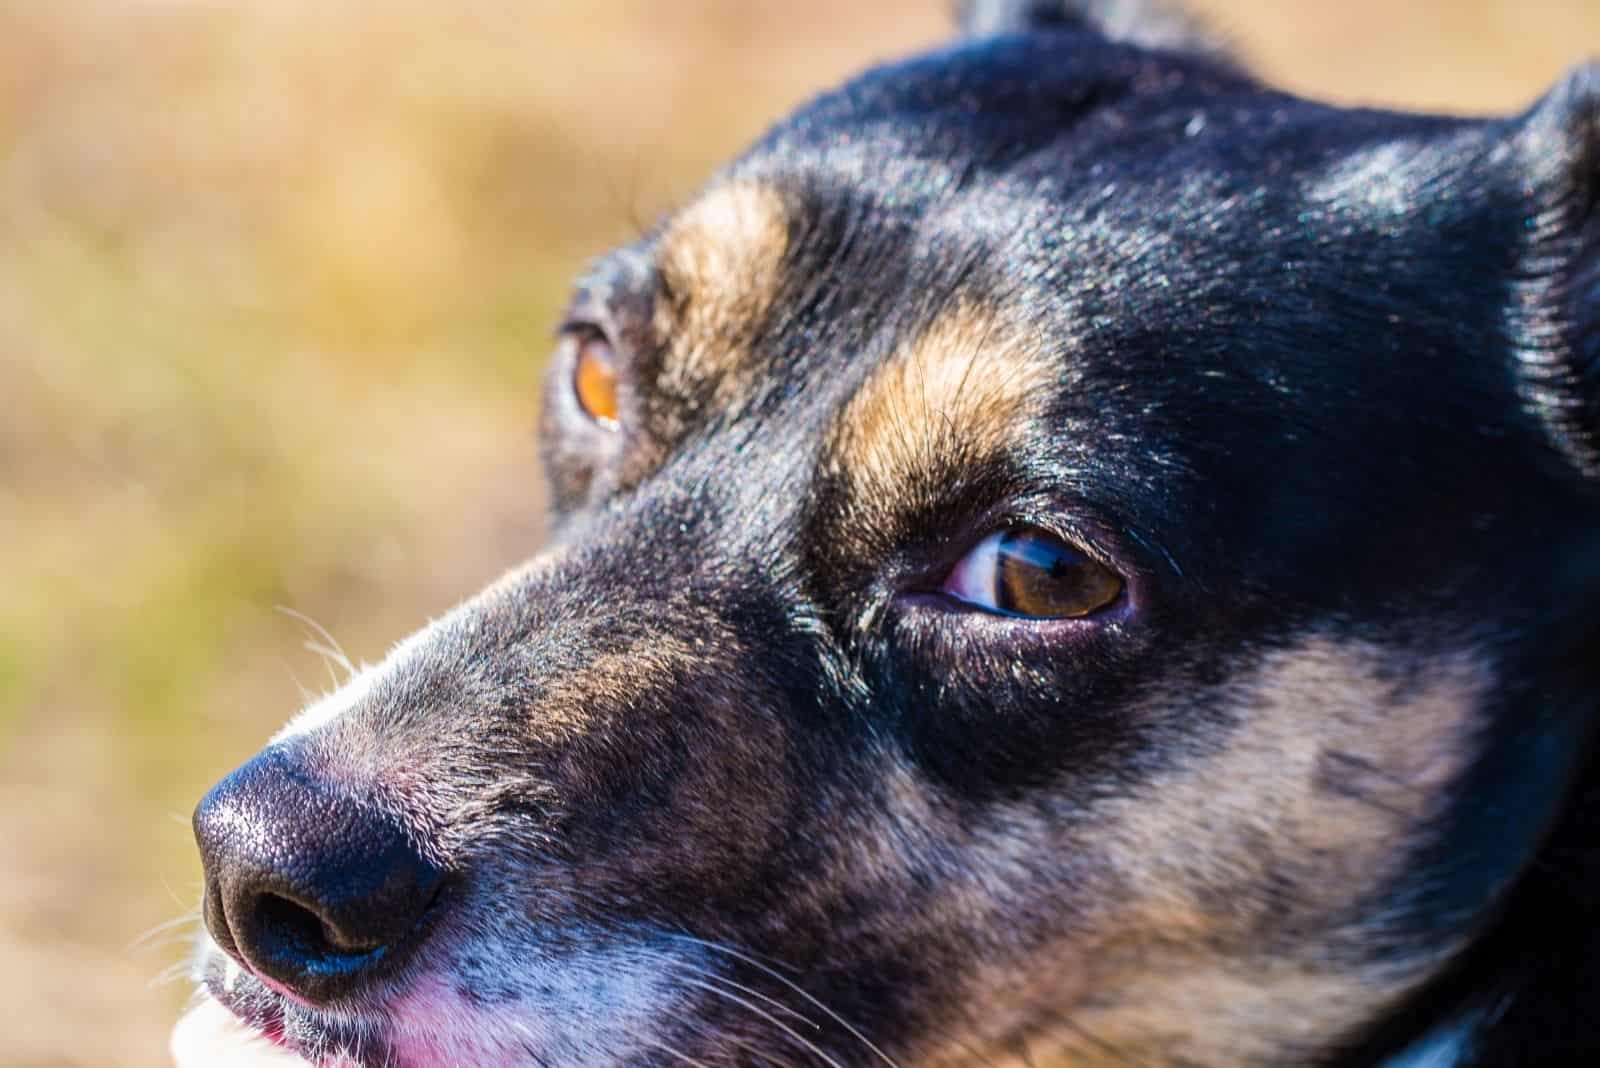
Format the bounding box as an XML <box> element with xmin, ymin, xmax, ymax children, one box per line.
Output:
<box><xmin>955</xmin><ymin>0</ymin><xmax>1234</xmax><ymax>64</ymax></box>
<box><xmin>1512</xmin><ymin>61</ymin><xmax>1600</xmax><ymax>480</ymax></box>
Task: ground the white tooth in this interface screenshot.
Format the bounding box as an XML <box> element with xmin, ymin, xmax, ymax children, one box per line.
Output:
<box><xmin>224</xmin><ymin>959</ymin><xmax>240</xmax><ymax>994</ymax></box>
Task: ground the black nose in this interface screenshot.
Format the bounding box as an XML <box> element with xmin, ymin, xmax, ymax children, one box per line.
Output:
<box><xmin>193</xmin><ymin>745</ymin><xmax>443</xmax><ymax>1003</ymax></box>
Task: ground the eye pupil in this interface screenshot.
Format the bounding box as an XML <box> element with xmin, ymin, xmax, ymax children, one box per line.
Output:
<box><xmin>993</xmin><ymin>530</ymin><xmax>1123</xmax><ymax>618</ymax></box>
<box><xmin>572</xmin><ymin>333</ymin><xmax>619</xmax><ymax>424</ymax></box>
<box><xmin>939</xmin><ymin>528</ymin><xmax>1125</xmax><ymax>619</ymax></box>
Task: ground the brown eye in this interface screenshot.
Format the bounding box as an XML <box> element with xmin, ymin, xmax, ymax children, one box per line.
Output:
<box><xmin>570</xmin><ymin>330</ymin><xmax>619</xmax><ymax>425</ymax></box>
<box><xmin>942</xmin><ymin>529</ymin><xmax>1124</xmax><ymax>618</ymax></box>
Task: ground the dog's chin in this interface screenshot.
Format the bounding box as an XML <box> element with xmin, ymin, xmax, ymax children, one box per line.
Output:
<box><xmin>171</xmin><ymin>996</ymin><xmax>318</xmax><ymax>1068</ymax></box>
<box><xmin>172</xmin><ymin>981</ymin><xmax>393</xmax><ymax>1068</ymax></box>
<box><xmin>174</xmin><ymin>923</ymin><xmax>713</xmax><ymax>1068</ymax></box>
<box><xmin>173</xmin><ymin>941</ymin><xmax>388</xmax><ymax>1068</ymax></box>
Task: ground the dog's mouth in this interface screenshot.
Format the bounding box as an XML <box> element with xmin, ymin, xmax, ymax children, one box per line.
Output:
<box><xmin>175</xmin><ymin>921</ymin><xmax>713</xmax><ymax>1068</ymax></box>
<box><xmin>172</xmin><ymin>942</ymin><xmax>396</xmax><ymax>1068</ymax></box>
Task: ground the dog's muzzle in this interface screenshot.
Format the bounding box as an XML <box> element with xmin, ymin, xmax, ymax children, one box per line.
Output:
<box><xmin>192</xmin><ymin>743</ymin><xmax>443</xmax><ymax>1006</ymax></box>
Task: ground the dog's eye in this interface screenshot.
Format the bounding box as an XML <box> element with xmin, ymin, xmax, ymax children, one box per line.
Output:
<box><xmin>568</xmin><ymin>328</ymin><xmax>620</xmax><ymax>425</ymax></box>
<box><xmin>942</xmin><ymin>530</ymin><xmax>1124</xmax><ymax>618</ymax></box>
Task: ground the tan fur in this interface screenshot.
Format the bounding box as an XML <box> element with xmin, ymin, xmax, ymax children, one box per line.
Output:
<box><xmin>827</xmin><ymin>304</ymin><xmax>1056</xmax><ymax>514</ymax></box>
<box><xmin>1101</xmin><ymin>640</ymin><xmax>1480</xmax><ymax>903</ymax></box>
<box><xmin>880</xmin><ymin>637</ymin><xmax>1487</xmax><ymax>1068</ymax></box>
<box><xmin>654</xmin><ymin>181</ymin><xmax>791</xmax><ymax>410</ymax></box>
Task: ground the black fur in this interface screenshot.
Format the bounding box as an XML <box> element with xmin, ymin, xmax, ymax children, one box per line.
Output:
<box><xmin>183</xmin><ymin>6</ymin><xmax>1600</xmax><ymax>1067</ymax></box>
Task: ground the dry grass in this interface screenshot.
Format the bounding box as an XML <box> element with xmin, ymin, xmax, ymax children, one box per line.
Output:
<box><xmin>0</xmin><ymin>3</ymin><xmax>1594</xmax><ymax>1066</ymax></box>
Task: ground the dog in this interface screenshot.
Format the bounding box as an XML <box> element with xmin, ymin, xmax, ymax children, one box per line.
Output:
<box><xmin>171</xmin><ymin>2</ymin><xmax>1600</xmax><ymax>1065</ymax></box>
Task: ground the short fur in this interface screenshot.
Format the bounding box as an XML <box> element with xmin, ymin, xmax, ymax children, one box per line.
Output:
<box><xmin>176</xmin><ymin>3</ymin><xmax>1600</xmax><ymax>1067</ymax></box>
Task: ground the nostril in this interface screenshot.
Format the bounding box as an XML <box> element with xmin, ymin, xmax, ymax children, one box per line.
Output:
<box><xmin>258</xmin><ymin>894</ymin><xmax>324</xmax><ymax>952</ymax></box>
<box><xmin>254</xmin><ymin>893</ymin><xmax>376</xmax><ymax>960</ymax></box>
<box><xmin>240</xmin><ymin>892</ymin><xmax>395</xmax><ymax>986</ymax></box>
<box><xmin>193</xmin><ymin>744</ymin><xmax>445</xmax><ymax>1003</ymax></box>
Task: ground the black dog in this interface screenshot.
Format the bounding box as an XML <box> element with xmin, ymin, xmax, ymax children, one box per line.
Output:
<box><xmin>174</xmin><ymin>2</ymin><xmax>1600</xmax><ymax>1066</ymax></box>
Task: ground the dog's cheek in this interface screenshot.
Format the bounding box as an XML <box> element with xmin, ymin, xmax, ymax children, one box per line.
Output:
<box><xmin>825</xmin><ymin>636</ymin><xmax>1492</xmax><ymax>1068</ymax></box>
<box><xmin>972</xmin><ymin>637</ymin><xmax>1491</xmax><ymax>1066</ymax></box>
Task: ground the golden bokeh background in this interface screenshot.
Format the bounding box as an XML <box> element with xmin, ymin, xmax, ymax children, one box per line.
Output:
<box><xmin>1</xmin><ymin>3</ymin><xmax>1595</xmax><ymax>1065</ymax></box>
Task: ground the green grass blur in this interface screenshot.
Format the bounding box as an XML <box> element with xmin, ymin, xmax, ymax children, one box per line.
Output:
<box><xmin>0</xmin><ymin>3</ymin><xmax>1594</xmax><ymax>1065</ymax></box>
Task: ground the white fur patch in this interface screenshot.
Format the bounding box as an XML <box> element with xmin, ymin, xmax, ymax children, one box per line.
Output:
<box><xmin>170</xmin><ymin>998</ymin><xmax>313</xmax><ymax>1068</ymax></box>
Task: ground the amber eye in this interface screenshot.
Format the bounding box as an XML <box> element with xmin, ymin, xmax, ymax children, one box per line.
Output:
<box><xmin>942</xmin><ymin>529</ymin><xmax>1124</xmax><ymax>619</ymax></box>
<box><xmin>569</xmin><ymin>329</ymin><xmax>620</xmax><ymax>425</ymax></box>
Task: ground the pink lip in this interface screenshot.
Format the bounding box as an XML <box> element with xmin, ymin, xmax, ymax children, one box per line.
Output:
<box><xmin>251</xmin><ymin>967</ymin><xmax>321</xmax><ymax>1012</ymax></box>
<box><xmin>257</xmin><ymin>1012</ymin><xmax>291</xmax><ymax>1048</ymax></box>
<box><xmin>233</xmin><ymin>991</ymin><xmax>293</xmax><ymax>1050</ymax></box>
<box><xmin>207</xmin><ymin>963</ymin><xmax>297</xmax><ymax>1051</ymax></box>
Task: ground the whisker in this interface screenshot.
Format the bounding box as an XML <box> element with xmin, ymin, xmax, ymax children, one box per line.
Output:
<box><xmin>149</xmin><ymin>958</ymin><xmax>200</xmax><ymax>990</ymax></box>
<box><xmin>128</xmin><ymin>909</ymin><xmax>202</xmax><ymax>952</ymax></box>
<box><xmin>668</xmin><ymin>935</ymin><xmax>903</xmax><ymax>1068</ymax></box>
<box><xmin>637</xmin><ymin>1035</ymin><xmax>720</xmax><ymax>1068</ymax></box>
<box><xmin>718</xmin><ymin>1031</ymin><xmax>808</xmax><ymax>1068</ymax></box>
<box><xmin>305</xmin><ymin>641</ymin><xmax>348</xmax><ymax>690</ymax></box>
<box><xmin>674</xmin><ymin>976</ymin><xmax>844</xmax><ymax>1068</ymax></box>
<box><xmin>280</xmin><ymin>659</ymin><xmax>315</xmax><ymax>707</ymax></box>
<box><xmin>276</xmin><ymin>605</ymin><xmax>356</xmax><ymax>676</ymax></box>
<box><xmin>634</xmin><ymin>948</ymin><xmax>817</xmax><ymax>1029</ymax></box>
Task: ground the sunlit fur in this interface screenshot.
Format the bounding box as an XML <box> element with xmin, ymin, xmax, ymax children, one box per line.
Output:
<box><xmin>180</xmin><ymin>2</ymin><xmax>1600</xmax><ymax>1066</ymax></box>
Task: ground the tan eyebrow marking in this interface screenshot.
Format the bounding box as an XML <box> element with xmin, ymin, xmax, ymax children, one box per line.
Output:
<box><xmin>826</xmin><ymin>303</ymin><xmax>1055</xmax><ymax>513</ymax></box>
<box><xmin>653</xmin><ymin>181</ymin><xmax>791</xmax><ymax>408</ymax></box>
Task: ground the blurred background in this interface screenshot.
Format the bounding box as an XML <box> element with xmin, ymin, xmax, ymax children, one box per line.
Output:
<box><xmin>1</xmin><ymin>2</ymin><xmax>1596</xmax><ymax>1065</ymax></box>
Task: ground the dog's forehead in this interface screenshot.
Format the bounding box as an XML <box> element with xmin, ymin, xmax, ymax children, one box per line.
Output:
<box><xmin>631</xmin><ymin>35</ymin><xmax>1519</xmax><ymax>486</ymax></box>
<box><xmin>651</xmin><ymin>33</ymin><xmax>1498</xmax><ymax>399</ymax></box>
<box><xmin>598</xmin><ymin>33</ymin><xmax>1584</xmax><ymax>622</ymax></box>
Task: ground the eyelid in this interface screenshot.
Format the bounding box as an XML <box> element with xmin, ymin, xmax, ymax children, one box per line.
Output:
<box><xmin>1006</xmin><ymin>510</ymin><xmax>1110</xmax><ymax>559</ymax></box>
<box><xmin>556</xmin><ymin>317</ymin><xmax>608</xmax><ymax>342</ymax></box>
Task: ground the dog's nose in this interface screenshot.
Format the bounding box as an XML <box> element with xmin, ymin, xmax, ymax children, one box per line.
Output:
<box><xmin>193</xmin><ymin>745</ymin><xmax>442</xmax><ymax>1004</ymax></box>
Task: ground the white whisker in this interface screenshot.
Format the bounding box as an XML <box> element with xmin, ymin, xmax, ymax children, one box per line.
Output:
<box><xmin>129</xmin><ymin>909</ymin><xmax>202</xmax><ymax>952</ymax></box>
<box><xmin>637</xmin><ymin>1035</ymin><xmax>719</xmax><ymax>1068</ymax></box>
<box><xmin>675</xmin><ymin>975</ymin><xmax>845</xmax><ymax>1068</ymax></box>
<box><xmin>669</xmin><ymin>935</ymin><xmax>903</xmax><ymax>1068</ymax></box>
<box><xmin>277</xmin><ymin>605</ymin><xmax>356</xmax><ymax>676</ymax></box>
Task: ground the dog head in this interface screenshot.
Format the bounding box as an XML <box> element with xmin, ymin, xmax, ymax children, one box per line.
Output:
<box><xmin>174</xmin><ymin>3</ymin><xmax>1600</xmax><ymax>1066</ymax></box>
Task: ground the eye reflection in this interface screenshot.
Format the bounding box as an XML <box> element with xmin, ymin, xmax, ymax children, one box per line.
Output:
<box><xmin>942</xmin><ymin>529</ymin><xmax>1124</xmax><ymax>619</ymax></box>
